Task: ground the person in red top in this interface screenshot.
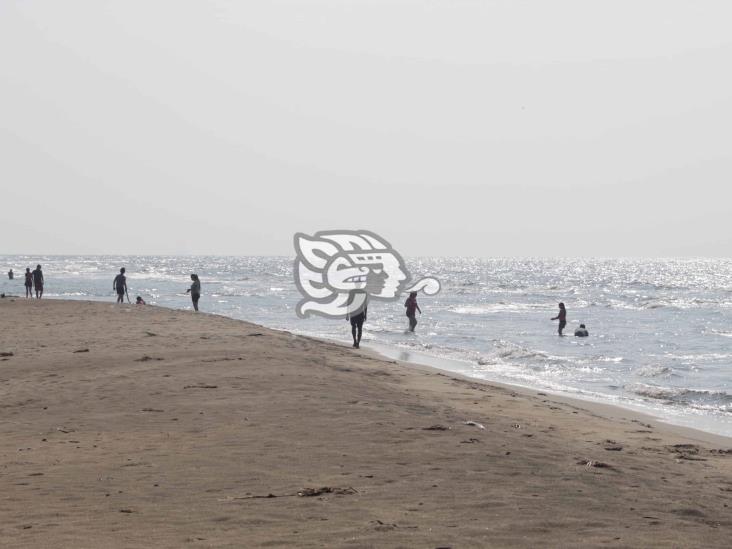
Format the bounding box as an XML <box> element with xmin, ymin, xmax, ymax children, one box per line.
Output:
<box><xmin>404</xmin><ymin>291</ymin><xmax>422</xmax><ymax>332</ymax></box>
<box><xmin>551</xmin><ymin>302</ymin><xmax>567</xmax><ymax>336</ymax></box>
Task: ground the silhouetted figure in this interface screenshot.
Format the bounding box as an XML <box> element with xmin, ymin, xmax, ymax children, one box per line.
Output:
<box><xmin>404</xmin><ymin>291</ymin><xmax>422</xmax><ymax>332</ymax></box>
<box><xmin>346</xmin><ymin>290</ymin><xmax>367</xmax><ymax>349</ymax></box>
<box><xmin>574</xmin><ymin>323</ymin><xmax>589</xmax><ymax>337</ymax></box>
<box><xmin>24</xmin><ymin>268</ymin><xmax>33</xmax><ymax>299</ymax></box>
<box><xmin>113</xmin><ymin>268</ymin><xmax>127</xmax><ymax>304</ymax></box>
<box><xmin>32</xmin><ymin>265</ymin><xmax>44</xmax><ymax>299</ymax></box>
<box><xmin>551</xmin><ymin>302</ymin><xmax>567</xmax><ymax>336</ymax></box>
<box><xmin>185</xmin><ymin>274</ymin><xmax>201</xmax><ymax>311</ymax></box>
<box><xmin>8</xmin><ymin>269</ymin><xmax>13</xmax><ymax>280</ymax></box>
<box><xmin>136</xmin><ymin>296</ymin><xmax>146</xmax><ymax>305</ymax></box>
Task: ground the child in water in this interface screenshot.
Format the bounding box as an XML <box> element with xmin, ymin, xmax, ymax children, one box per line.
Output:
<box><xmin>551</xmin><ymin>302</ymin><xmax>567</xmax><ymax>336</ymax></box>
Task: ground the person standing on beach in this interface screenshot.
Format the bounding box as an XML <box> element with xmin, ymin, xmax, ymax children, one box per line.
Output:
<box><xmin>113</xmin><ymin>268</ymin><xmax>127</xmax><ymax>304</ymax></box>
<box><xmin>24</xmin><ymin>268</ymin><xmax>33</xmax><ymax>298</ymax></box>
<box><xmin>185</xmin><ymin>274</ymin><xmax>201</xmax><ymax>312</ymax></box>
<box><xmin>551</xmin><ymin>302</ymin><xmax>567</xmax><ymax>336</ymax></box>
<box><xmin>32</xmin><ymin>265</ymin><xmax>44</xmax><ymax>299</ymax></box>
<box><xmin>404</xmin><ymin>291</ymin><xmax>422</xmax><ymax>332</ymax></box>
<box><xmin>345</xmin><ymin>290</ymin><xmax>367</xmax><ymax>349</ymax></box>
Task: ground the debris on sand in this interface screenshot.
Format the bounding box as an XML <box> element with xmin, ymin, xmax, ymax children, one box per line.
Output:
<box><xmin>670</xmin><ymin>444</ymin><xmax>699</xmax><ymax>454</ymax></box>
<box><xmin>464</xmin><ymin>421</ymin><xmax>485</xmax><ymax>429</ymax></box>
<box><xmin>184</xmin><ymin>384</ymin><xmax>218</xmax><ymax>389</ymax></box>
<box><xmin>136</xmin><ymin>355</ymin><xmax>164</xmax><ymax>362</ymax></box>
<box><xmin>0</xmin><ymin>352</ymin><xmax>14</xmax><ymax>357</ymax></box>
<box><xmin>676</xmin><ymin>454</ymin><xmax>707</xmax><ymax>462</ymax></box>
<box><xmin>577</xmin><ymin>459</ymin><xmax>615</xmax><ymax>470</ymax></box>
<box><xmin>298</xmin><ymin>486</ymin><xmax>358</xmax><ymax>497</ymax></box>
<box><xmin>372</xmin><ymin>519</ymin><xmax>399</xmax><ymax>531</ymax></box>
<box><xmin>221</xmin><ymin>486</ymin><xmax>357</xmax><ymax>501</ymax></box>
<box><xmin>668</xmin><ymin>444</ymin><xmax>707</xmax><ymax>461</ymax></box>
<box><xmin>423</xmin><ymin>425</ymin><xmax>450</xmax><ymax>431</ymax></box>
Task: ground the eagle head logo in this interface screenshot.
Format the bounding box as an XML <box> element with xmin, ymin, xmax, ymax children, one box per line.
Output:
<box><xmin>293</xmin><ymin>230</ymin><xmax>440</xmax><ymax>319</ymax></box>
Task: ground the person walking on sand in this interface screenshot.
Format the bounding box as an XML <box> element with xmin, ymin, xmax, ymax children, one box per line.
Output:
<box><xmin>32</xmin><ymin>265</ymin><xmax>44</xmax><ymax>299</ymax></box>
<box><xmin>551</xmin><ymin>302</ymin><xmax>567</xmax><ymax>336</ymax></box>
<box><xmin>404</xmin><ymin>291</ymin><xmax>422</xmax><ymax>332</ymax></box>
<box><xmin>345</xmin><ymin>290</ymin><xmax>367</xmax><ymax>349</ymax></box>
<box><xmin>24</xmin><ymin>268</ymin><xmax>33</xmax><ymax>298</ymax></box>
<box><xmin>113</xmin><ymin>268</ymin><xmax>127</xmax><ymax>304</ymax></box>
<box><xmin>185</xmin><ymin>274</ymin><xmax>201</xmax><ymax>311</ymax></box>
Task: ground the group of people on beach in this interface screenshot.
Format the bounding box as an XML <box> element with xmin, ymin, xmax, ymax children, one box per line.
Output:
<box><xmin>6</xmin><ymin>265</ymin><xmax>44</xmax><ymax>299</ymax></box>
<box><xmin>112</xmin><ymin>268</ymin><xmax>201</xmax><ymax>311</ymax></box>
<box><xmin>4</xmin><ymin>265</ymin><xmax>201</xmax><ymax>311</ymax></box>
<box><xmin>7</xmin><ymin>264</ymin><xmax>588</xmax><ymax>341</ymax></box>
<box><xmin>345</xmin><ymin>291</ymin><xmax>423</xmax><ymax>349</ymax></box>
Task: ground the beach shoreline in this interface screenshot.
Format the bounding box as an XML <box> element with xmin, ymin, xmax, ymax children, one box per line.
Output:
<box><xmin>362</xmin><ymin>343</ymin><xmax>732</xmax><ymax>447</ymax></box>
<box><xmin>1</xmin><ymin>299</ymin><xmax>730</xmax><ymax>547</ymax></box>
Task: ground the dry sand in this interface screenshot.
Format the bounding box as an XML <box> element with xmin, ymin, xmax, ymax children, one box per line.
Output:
<box><xmin>0</xmin><ymin>299</ymin><xmax>730</xmax><ymax>548</ymax></box>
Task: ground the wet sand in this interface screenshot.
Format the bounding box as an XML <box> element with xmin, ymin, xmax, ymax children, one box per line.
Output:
<box><xmin>1</xmin><ymin>299</ymin><xmax>730</xmax><ymax>548</ymax></box>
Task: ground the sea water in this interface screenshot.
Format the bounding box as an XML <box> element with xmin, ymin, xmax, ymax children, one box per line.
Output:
<box><xmin>1</xmin><ymin>255</ymin><xmax>730</xmax><ymax>437</ymax></box>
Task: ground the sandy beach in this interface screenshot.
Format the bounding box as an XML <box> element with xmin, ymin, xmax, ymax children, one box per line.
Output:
<box><xmin>1</xmin><ymin>299</ymin><xmax>730</xmax><ymax>548</ymax></box>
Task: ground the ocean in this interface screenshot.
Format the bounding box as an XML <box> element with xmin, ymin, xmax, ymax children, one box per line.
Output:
<box><xmin>1</xmin><ymin>255</ymin><xmax>730</xmax><ymax>437</ymax></box>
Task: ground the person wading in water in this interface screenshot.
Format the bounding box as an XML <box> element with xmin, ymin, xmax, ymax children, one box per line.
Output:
<box><xmin>551</xmin><ymin>302</ymin><xmax>567</xmax><ymax>336</ymax></box>
<box><xmin>345</xmin><ymin>290</ymin><xmax>367</xmax><ymax>349</ymax></box>
<box><xmin>404</xmin><ymin>291</ymin><xmax>422</xmax><ymax>332</ymax></box>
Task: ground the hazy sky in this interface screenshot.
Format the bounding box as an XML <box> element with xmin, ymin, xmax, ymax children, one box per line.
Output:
<box><xmin>1</xmin><ymin>1</ymin><xmax>730</xmax><ymax>256</ymax></box>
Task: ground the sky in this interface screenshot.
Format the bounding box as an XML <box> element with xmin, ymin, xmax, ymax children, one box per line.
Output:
<box><xmin>1</xmin><ymin>0</ymin><xmax>731</xmax><ymax>257</ymax></box>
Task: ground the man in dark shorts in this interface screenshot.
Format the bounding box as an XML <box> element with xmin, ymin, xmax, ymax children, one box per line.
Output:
<box><xmin>24</xmin><ymin>268</ymin><xmax>33</xmax><ymax>298</ymax></box>
<box><xmin>346</xmin><ymin>291</ymin><xmax>368</xmax><ymax>349</ymax></box>
<box><xmin>113</xmin><ymin>268</ymin><xmax>127</xmax><ymax>304</ymax></box>
<box><xmin>551</xmin><ymin>302</ymin><xmax>567</xmax><ymax>336</ymax></box>
<box><xmin>32</xmin><ymin>264</ymin><xmax>44</xmax><ymax>299</ymax></box>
